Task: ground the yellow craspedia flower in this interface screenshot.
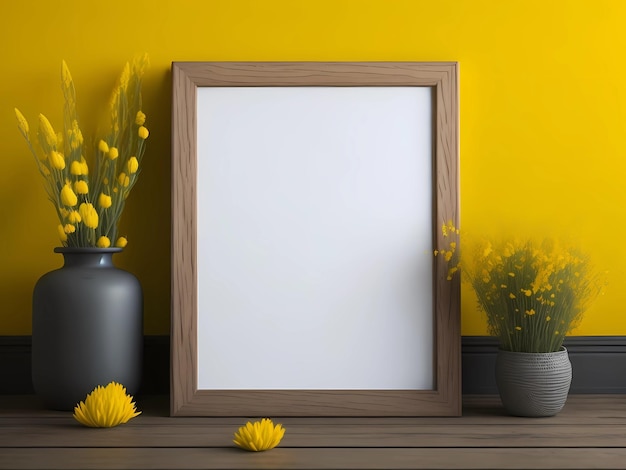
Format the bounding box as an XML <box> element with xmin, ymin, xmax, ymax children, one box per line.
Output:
<box><xmin>14</xmin><ymin>108</ymin><xmax>29</xmax><ymax>135</ymax></box>
<box><xmin>80</xmin><ymin>157</ymin><xmax>89</xmax><ymax>175</ymax></box>
<box><xmin>135</xmin><ymin>111</ymin><xmax>146</xmax><ymax>126</ymax></box>
<box><xmin>68</xmin><ymin>210</ymin><xmax>81</xmax><ymax>223</ymax></box>
<box><xmin>57</xmin><ymin>224</ymin><xmax>67</xmax><ymax>242</ymax></box>
<box><xmin>99</xmin><ymin>193</ymin><xmax>112</xmax><ymax>209</ymax></box>
<box><xmin>127</xmin><ymin>156</ymin><xmax>139</xmax><ymax>174</ymax></box>
<box><xmin>70</xmin><ymin>160</ymin><xmax>84</xmax><ymax>176</ymax></box>
<box><xmin>49</xmin><ymin>151</ymin><xmax>66</xmax><ymax>170</ymax></box>
<box><xmin>79</xmin><ymin>202</ymin><xmax>98</xmax><ymax>229</ymax></box>
<box><xmin>73</xmin><ymin>382</ymin><xmax>141</xmax><ymax>428</ymax></box>
<box><xmin>233</xmin><ymin>418</ymin><xmax>285</xmax><ymax>452</ymax></box>
<box><xmin>115</xmin><ymin>236</ymin><xmax>128</xmax><ymax>248</ymax></box>
<box><xmin>74</xmin><ymin>180</ymin><xmax>89</xmax><ymax>195</ymax></box>
<box><xmin>138</xmin><ymin>126</ymin><xmax>149</xmax><ymax>139</ymax></box>
<box><xmin>61</xmin><ymin>183</ymin><xmax>78</xmax><ymax>207</ymax></box>
<box><xmin>118</xmin><ymin>172</ymin><xmax>130</xmax><ymax>187</ymax></box>
<box><xmin>108</xmin><ymin>147</ymin><xmax>119</xmax><ymax>160</ymax></box>
<box><xmin>98</xmin><ymin>139</ymin><xmax>109</xmax><ymax>153</ymax></box>
<box><xmin>38</xmin><ymin>114</ymin><xmax>57</xmax><ymax>148</ymax></box>
<box><xmin>96</xmin><ymin>236</ymin><xmax>111</xmax><ymax>248</ymax></box>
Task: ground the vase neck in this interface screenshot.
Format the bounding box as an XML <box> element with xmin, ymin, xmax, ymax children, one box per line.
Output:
<box><xmin>54</xmin><ymin>248</ymin><xmax>121</xmax><ymax>268</ymax></box>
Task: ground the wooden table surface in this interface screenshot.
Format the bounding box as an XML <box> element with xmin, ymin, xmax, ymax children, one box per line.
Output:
<box><xmin>2</xmin><ymin>394</ymin><xmax>626</xmax><ymax>469</ymax></box>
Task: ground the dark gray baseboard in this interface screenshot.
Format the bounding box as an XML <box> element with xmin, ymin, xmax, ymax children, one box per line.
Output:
<box><xmin>462</xmin><ymin>336</ymin><xmax>626</xmax><ymax>394</ymax></box>
<box><xmin>1</xmin><ymin>336</ymin><xmax>625</xmax><ymax>395</ymax></box>
<box><xmin>0</xmin><ymin>335</ymin><xmax>170</xmax><ymax>396</ymax></box>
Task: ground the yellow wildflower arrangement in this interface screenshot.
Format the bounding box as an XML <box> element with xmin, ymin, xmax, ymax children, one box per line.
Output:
<box><xmin>233</xmin><ymin>418</ymin><xmax>286</xmax><ymax>452</ymax></box>
<box><xmin>73</xmin><ymin>382</ymin><xmax>141</xmax><ymax>428</ymax></box>
<box><xmin>14</xmin><ymin>55</ymin><xmax>149</xmax><ymax>248</ymax></box>
<box><xmin>436</xmin><ymin>224</ymin><xmax>604</xmax><ymax>353</ymax></box>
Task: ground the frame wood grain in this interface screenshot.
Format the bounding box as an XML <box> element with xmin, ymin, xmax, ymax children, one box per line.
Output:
<box><xmin>171</xmin><ymin>62</ymin><xmax>460</xmax><ymax>416</ymax></box>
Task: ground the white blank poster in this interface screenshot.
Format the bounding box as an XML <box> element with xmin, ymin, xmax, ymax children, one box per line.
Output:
<box><xmin>196</xmin><ymin>87</ymin><xmax>433</xmax><ymax>390</ymax></box>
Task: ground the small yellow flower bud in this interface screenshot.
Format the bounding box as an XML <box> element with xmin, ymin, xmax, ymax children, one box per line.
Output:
<box><xmin>74</xmin><ymin>180</ymin><xmax>89</xmax><ymax>195</ymax></box>
<box><xmin>96</xmin><ymin>236</ymin><xmax>111</xmax><ymax>248</ymax></box>
<box><xmin>49</xmin><ymin>151</ymin><xmax>66</xmax><ymax>170</ymax></box>
<box><xmin>38</xmin><ymin>114</ymin><xmax>57</xmax><ymax>148</ymax></box>
<box><xmin>67</xmin><ymin>122</ymin><xmax>83</xmax><ymax>151</ymax></box>
<box><xmin>62</xmin><ymin>60</ymin><xmax>73</xmax><ymax>90</ymax></box>
<box><xmin>57</xmin><ymin>224</ymin><xmax>67</xmax><ymax>242</ymax></box>
<box><xmin>64</xmin><ymin>224</ymin><xmax>76</xmax><ymax>234</ymax></box>
<box><xmin>61</xmin><ymin>184</ymin><xmax>78</xmax><ymax>206</ymax></box>
<box><xmin>118</xmin><ymin>172</ymin><xmax>130</xmax><ymax>187</ymax></box>
<box><xmin>14</xmin><ymin>108</ymin><xmax>29</xmax><ymax>135</ymax></box>
<box><xmin>79</xmin><ymin>202</ymin><xmax>98</xmax><ymax>229</ymax></box>
<box><xmin>70</xmin><ymin>161</ymin><xmax>83</xmax><ymax>175</ymax></box>
<box><xmin>98</xmin><ymin>140</ymin><xmax>109</xmax><ymax>153</ymax></box>
<box><xmin>108</xmin><ymin>147</ymin><xmax>119</xmax><ymax>160</ymax></box>
<box><xmin>68</xmin><ymin>210</ymin><xmax>81</xmax><ymax>223</ymax></box>
<box><xmin>80</xmin><ymin>157</ymin><xmax>89</xmax><ymax>175</ymax></box>
<box><xmin>138</xmin><ymin>126</ymin><xmax>149</xmax><ymax>140</ymax></box>
<box><xmin>99</xmin><ymin>193</ymin><xmax>112</xmax><ymax>209</ymax></box>
<box><xmin>115</xmin><ymin>237</ymin><xmax>128</xmax><ymax>248</ymax></box>
<box><xmin>135</xmin><ymin>111</ymin><xmax>146</xmax><ymax>126</ymax></box>
<box><xmin>127</xmin><ymin>156</ymin><xmax>139</xmax><ymax>174</ymax></box>
<box><xmin>119</xmin><ymin>63</ymin><xmax>130</xmax><ymax>90</ymax></box>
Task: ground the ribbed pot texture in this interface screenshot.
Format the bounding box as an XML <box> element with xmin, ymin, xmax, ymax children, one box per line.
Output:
<box><xmin>32</xmin><ymin>248</ymin><xmax>143</xmax><ymax>411</ymax></box>
<box><xmin>495</xmin><ymin>347</ymin><xmax>572</xmax><ymax>417</ymax></box>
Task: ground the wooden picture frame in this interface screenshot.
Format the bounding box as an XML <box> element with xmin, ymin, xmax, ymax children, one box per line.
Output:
<box><xmin>171</xmin><ymin>62</ymin><xmax>460</xmax><ymax>416</ymax></box>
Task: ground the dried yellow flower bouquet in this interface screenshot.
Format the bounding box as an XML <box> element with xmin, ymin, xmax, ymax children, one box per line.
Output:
<box><xmin>14</xmin><ymin>55</ymin><xmax>149</xmax><ymax>248</ymax></box>
<box><xmin>436</xmin><ymin>224</ymin><xmax>604</xmax><ymax>353</ymax></box>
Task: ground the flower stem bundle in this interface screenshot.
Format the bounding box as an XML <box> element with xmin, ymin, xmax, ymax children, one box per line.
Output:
<box><xmin>15</xmin><ymin>55</ymin><xmax>149</xmax><ymax>248</ymax></box>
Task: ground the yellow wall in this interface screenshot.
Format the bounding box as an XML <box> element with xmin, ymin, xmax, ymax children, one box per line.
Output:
<box><xmin>2</xmin><ymin>0</ymin><xmax>625</xmax><ymax>336</ymax></box>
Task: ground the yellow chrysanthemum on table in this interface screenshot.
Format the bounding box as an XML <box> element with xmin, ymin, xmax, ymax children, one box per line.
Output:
<box><xmin>73</xmin><ymin>382</ymin><xmax>141</xmax><ymax>428</ymax></box>
<box><xmin>14</xmin><ymin>55</ymin><xmax>149</xmax><ymax>248</ymax></box>
<box><xmin>435</xmin><ymin>225</ymin><xmax>605</xmax><ymax>352</ymax></box>
<box><xmin>233</xmin><ymin>418</ymin><xmax>286</xmax><ymax>451</ymax></box>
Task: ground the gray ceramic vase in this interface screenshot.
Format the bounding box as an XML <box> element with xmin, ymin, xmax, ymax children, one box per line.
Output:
<box><xmin>32</xmin><ymin>247</ymin><xmax>143</xmax><ymax>411</ymax></box>
<box><xmin>495</xmin><ymin>346</ymin><xmax>572</xmax><ymax>417</ymax></box>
